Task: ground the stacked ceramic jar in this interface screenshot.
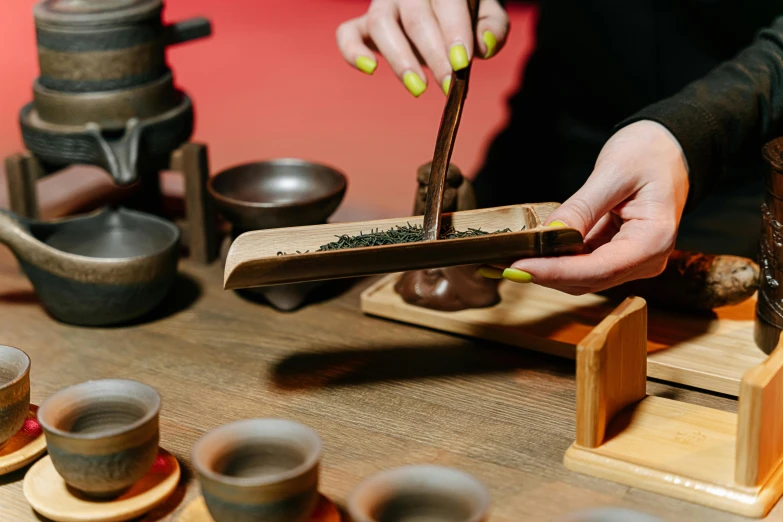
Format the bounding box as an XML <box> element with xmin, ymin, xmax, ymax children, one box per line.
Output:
<box><xmin>20</xmin><ymin>0</ymin><xmax>211</xmax><ymax>185</ymax></box>
<box><xmin>756</xmin><ymin>138</ymin><xmax>783</xmax><ymax>354</ymax></box>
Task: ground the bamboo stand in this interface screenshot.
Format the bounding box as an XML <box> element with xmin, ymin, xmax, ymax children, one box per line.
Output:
<box><xmin>4</xmin><ymin>143</ymin><xmax>218</xmax><ymax>264</ymax></box>
<box><xmin>563</xmin><ymin>297</ymin><xmax>783</xmax><ymax>518</ymax></box>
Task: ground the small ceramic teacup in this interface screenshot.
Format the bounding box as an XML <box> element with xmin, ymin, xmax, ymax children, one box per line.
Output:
<box><xmin>193</xmin><ymin>418</ymin><xmax>322</xmax><ymax>522</ymax></box>
<box><xmin>37</xmin><ymin>379</ymin><xmax>160</xmax><ymax>498</ymax></box>
<box><xmin>0</xmin><ymin>345</ymin><xmax>31</xmax><ymax>447</ymax></box>
<box><xmin>347</xmin><ymin>464</ymin><xmax>490</xmax><ymax>522</ymax></box>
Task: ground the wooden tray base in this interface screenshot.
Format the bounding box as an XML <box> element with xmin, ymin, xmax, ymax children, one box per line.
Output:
<box><xmin>0</xmin><ymin>404</ymin><xmax>45</xmax><ymax>475</ymax></box>
<box><xmin>563</xmin><ymin>297</ymin><xmax>783</xmax><ymax>519</ymax></box>
<box><xmin>23</xmin><ymin>448</ymin><xmax>181</xmax><ymax>522</ymax></box>
<box><xmin>176</xmin><ymin>494</ymin><xmax>341</xmax><ymax>522</ymax></box>
<box><xmin>361</xmin><ymin>273</ymin><xmax>766</xmax><ymax>397</ymax></box>
<box><xmin>564</xmin><ymin>396</ymin><xmax>783</xmax><ymax>518</ymax></box>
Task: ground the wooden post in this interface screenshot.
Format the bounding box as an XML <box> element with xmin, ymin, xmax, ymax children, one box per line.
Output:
<box><xmin>170</xmin><ymin>143</ymin><xmax>217</xmax><ymax>264</ymax></box>
<box><xmin>575</xmin><ymin>297</ymin><xmax>648</xmax><ymax>448</ymax></box>
<box><xmin>736</xmin><ymin>344</ymin><xmax>783</xmax><ymax>486</ymax></box>
<box><xmin>5</xmin><ymin>152</ymin><xmax>43</xmax><ymax>219</ymax></box>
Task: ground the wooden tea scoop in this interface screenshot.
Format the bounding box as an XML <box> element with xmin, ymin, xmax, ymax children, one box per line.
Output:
<box><xmin>422</xmin><ymin>0</ymin><xmax>481</xmax><ymax>241</ymax></box>
<box><xmin>223</xmin><ymin>203</ymin><xmax>583</xmax><ymax>289</ymax></box>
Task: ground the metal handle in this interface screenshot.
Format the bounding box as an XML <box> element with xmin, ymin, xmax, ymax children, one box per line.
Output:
<box><xmin>163</xmin><ymin>17</ymin><xmax>212</xmax><ymax>46</ymax></box>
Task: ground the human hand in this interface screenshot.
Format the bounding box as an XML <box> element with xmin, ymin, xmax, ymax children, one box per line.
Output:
<box><xmin>336</xmin><ymin>0</ymin><xmax>509</xmax><ymax>97</ymax></box>
<box><xmin>479</xmin><ymin>120</ymin><xmax>691</xmax><ymax>295</ymax></box>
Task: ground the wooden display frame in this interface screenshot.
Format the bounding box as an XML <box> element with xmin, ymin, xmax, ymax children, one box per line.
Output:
<box><xmin>4</xmin><ymin>144</ymin><xmax>218</xmax><ymax>264</ymax></box>
<box><xmin>563</xmin><ymin>297</ymin><xmax>783</xmax><ymax>518</ymax></box>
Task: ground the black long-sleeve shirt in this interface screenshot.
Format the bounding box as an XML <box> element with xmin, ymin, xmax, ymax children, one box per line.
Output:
<box><xmin>475</xmin><ymin>1</ymin><xmax>783</xmax><ymax>217</ymax></box>
<box><xmin>619</xmin><ymin>14</ymin><xmax>783</xmax><ymax>212</ymax></box>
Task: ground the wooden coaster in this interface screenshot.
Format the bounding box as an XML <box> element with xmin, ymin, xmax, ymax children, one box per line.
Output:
<box><xmin>0</xmin><ymin>404</ymin><xmax>46</xmax><ymax>475</ymax></box>
<box><xmin>177</xmin><ymin>493</ymin><xmax>341</xmax><ymax>522</ymax></box>
<box><xmin>23</xmin><ymin>448</ymin><xmax>181</xmax><ymax>522</ymax></box>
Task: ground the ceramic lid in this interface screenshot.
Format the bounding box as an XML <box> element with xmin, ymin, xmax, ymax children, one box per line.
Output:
<box><xmin>33</xmin><ymin>0</ymin><xmax>162</xmax><ymax>27</ymax></box>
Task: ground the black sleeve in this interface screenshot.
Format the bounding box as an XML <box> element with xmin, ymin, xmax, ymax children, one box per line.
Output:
<box><xmin>614</xmin><ymin>15</ymin><xmax>783</xmax><ymax>212</ymax></box>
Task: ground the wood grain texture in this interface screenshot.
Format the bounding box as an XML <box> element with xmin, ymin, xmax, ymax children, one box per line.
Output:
<box><xmin>736</xmin><ymin>345</ymin><xmax>783</xmax><ymax>487</ymax></box>
<box><xmin>171</xmin><ymin>143</ymin><xmax>218</xmax><ymax>265</ymax></box>
<box><xmin>565</xmin><ymin>300</ymin><xmax>783</xmax><ymax>518</ymax></box>
<box><xmin>224</xmin><ymin>203</ymin><xmax>582</xmax><ymax>289</ymax></box>
<box><xmin>361</xmin><ymin>273</ymin><xmax>767</xmax><ymax>397</ymax></box>
<box><xmin>564</xmin><ymin>395</ymin><xmax>783</xmax><ymax>519</ymax></box>
<box><xmin>5</xmin><ymin>153</ymin><xmax>41</xmax><ymax>220</ymax></box>
<box><xmin>0</xmin><ymin>249</ymin><xmax>770</xmax><ymax>522</ymax></box>
<box><xmin>575</xmin><ymin>297</ymin><xmax>647</xmax><ymax>448</ymax></box>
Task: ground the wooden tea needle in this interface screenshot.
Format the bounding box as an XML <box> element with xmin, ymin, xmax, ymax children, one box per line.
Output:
<box><xmin>421</xmin><ymin>0</ymin><xmax>481</xmax><ymax>241</ymax></box>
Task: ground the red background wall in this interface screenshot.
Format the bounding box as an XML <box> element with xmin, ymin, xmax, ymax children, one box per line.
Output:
<box><xmin>0</xmin><ymin>0</ymin><xmax>537</xmax><ymax>221</ymax></box>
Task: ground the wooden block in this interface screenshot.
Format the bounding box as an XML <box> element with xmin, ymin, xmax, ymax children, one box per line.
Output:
<box><xmin>360</xmin><ymin>273</ymin><xmax>766</xmax><ymax>397</ymax></box>
<box><xmin>5</xmin><ymin>152</ymin><xmax>42</xmax><ymax>219</ymax></box>
<box><xmin>564</xmin><ymin>299</ymin><xmax>783</xmax><ymax>518</ymax></box>
<box><xmin>171</xmin><ymin>143</ymin><xmax>218</xmax><ymax>265</ymax></box>
<box><xmin>736</xmin><ymin>344</ymin><xmax>783</xmax><ymax>487</ymax></box>
<box><xmin>575</xmin><ymin>297</ymin><xmax>647</xmax><ymax>448</ymax></box>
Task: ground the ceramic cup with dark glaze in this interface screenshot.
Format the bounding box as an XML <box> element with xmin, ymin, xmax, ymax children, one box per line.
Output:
<box><xmin>37</xmin><ymin>379</ymin><xmax>160</xmax><ymax>498</ymax></box>
<box><xmin>192</xmin><ymin>418</ymin><xmax>322</xmax><ymax>522</ymax></box>
<box><xmin>0</xmin><ymin>345</ymin><xmax>31</xmax><ymax>448</ymax></box>
<box><xmin>208</xmin><ymin>158</ymin><xmax>348</xmax><ymax>311</ymax></box>
<box><xmin>347</xmin><ymin>465</ymin><xmax>490</xmax><ymax>522</ymax></box>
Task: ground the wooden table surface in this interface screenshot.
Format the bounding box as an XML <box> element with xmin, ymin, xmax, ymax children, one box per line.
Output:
<box><xmin>0</xmin><ymin>249</ymin><xmax>780</xmax><ymax>522</ymax></box>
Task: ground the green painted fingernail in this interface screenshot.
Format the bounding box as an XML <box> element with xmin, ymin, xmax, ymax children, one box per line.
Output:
<box><xmin>441</xmin><ymin>75</ymin><xmax>452</xmax><ymax>95</ymax></box>
<box><xmin>356</xmin><ymin>56</ymin><xmax>377</xmax><ymax>75</ymax></box>
<box><xmin>482</xmin><ymin>31</ymin><xmax>497</xmax><ymax>58</ymax></box>
<box><xmin>502</xmin><ymin>268</ymin><xmax>533</xmax><ymax>283</ymax></box>
<box><xmin>478</xmin><ymin>266</ymin><xmax>503</xmax><ymax>279</ymax></box>
<box><xmin>403</xmin><ymin>71</ymin><xmax>426</xmax><ymax>97</ymax></box>
<box><xmin>548</xmin><ymin>220</ymin><xmax>568</xmax><ymax>228</ymax></box>
<box><xmin>449</xmin><ymin>44</ymin><xmax>469</xmax><ymax>71</ymax></box>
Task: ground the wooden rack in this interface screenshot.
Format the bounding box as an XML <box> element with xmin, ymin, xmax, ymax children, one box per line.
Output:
<box><xmin>563</xmin><ymin>296</ymin><xmax>783</xmax><ymax>518</ymax></box>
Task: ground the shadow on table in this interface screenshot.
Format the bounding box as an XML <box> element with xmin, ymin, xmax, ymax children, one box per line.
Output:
<box><xmin>271</xmin><ymin>299</ymin><xmax>715</xmax><ymax>391</ymax></box>
<box><xmin>271</xmin><ymin>337</ymin><xmax>574</xmax><ymax>391</ymax></box>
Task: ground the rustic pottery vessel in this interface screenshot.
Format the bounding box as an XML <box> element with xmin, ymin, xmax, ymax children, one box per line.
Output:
<box><xmin>756</xmin><ymin>137</ymin><xmax>783</xmax><ymax>353</ymax></box>
<box><xmin>192</xmin><ymin>418</ymin><xmax>322</xmax><ymax>522</ymax></box>
<box><xmin>347</xmin><ymin>465</ymin><xmax>490</xmax><ymax>522</ymax></box>
<box><xmin>0</xmin><ymin>207</ymin><xmax>180</xmax><ymax>326</ymax></box>
<box><xmin>22</xmin><ymin>0</ymin><xmax>212</xmax><ymax>185</ymax></box>
<box><xmin>0</xmin><ymin>346</ymin><xmax>31</xmax><ymax>448</ymax></box>
<box><xmin>37</xmin><ymin>379</ymin><xmax>160</xmax><ymax>498</ymax></box>
<box><xmin>208</xmin><ymin>159</ymin><xmax>348</xmax><ymax>311</ymax></box>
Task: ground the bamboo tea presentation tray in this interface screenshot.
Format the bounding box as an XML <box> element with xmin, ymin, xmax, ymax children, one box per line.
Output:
<box><xmin>361</xmin><ymin>273</ymin><xmax>767</xmax><ymax>397</ymax></box>
<box><xmin>223</xmin><ymin>202</ymin><xmax>583</xmax><ymax>289</ymax></box>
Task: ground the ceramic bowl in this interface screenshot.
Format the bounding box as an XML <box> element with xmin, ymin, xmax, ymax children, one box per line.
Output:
<box><xmin>207</xmin><ymin>158</ymin><xmax>347</xmax><ymax>232</ymax></box>
<box><xmin>347</xmin><ymin>465</ymin><xmax>490</xmax><ymax>522</ymax></box>
<box><xmin>37</xmin><ymin>379</ymin><xmax>160</xmax><ymax>498</ymax></box>
<box><xmin>0</xmin><ymin>345</ymin><xmax>31</xmax><ymax>447</ymax></box>
<box><xmin>192</xmin><ymin>418</ymin><xmax>322</xmax><ymax>522</ymax></box>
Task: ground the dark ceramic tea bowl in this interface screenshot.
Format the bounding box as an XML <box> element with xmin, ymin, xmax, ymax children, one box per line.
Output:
<box><xmin>0</xmin><ymin>207</ymin><xmax>180</xmax><ymax>326</ymax></box>
<box><xmin>0</xmin><ymin>345</ymin><xmax>30</xmax><ymax>448</ymax></box>
<box><xmin>207</xmin><ymin>158</ymin><xmax>347</xmax><ymax>232</ymax></box>
<box><xmin>193</xmin><ymin>418</ymin><xmax>322</xmax><ymax>522</ymax></box>
<box><xmin>348</xmin><ymin>465</ymin><xmax>490</xmax><ymax>522</ymax></box>
<box><xmin>38</xmin><ymin>379</ymin><xmax>160</xmax><ymax>498</ymax></box>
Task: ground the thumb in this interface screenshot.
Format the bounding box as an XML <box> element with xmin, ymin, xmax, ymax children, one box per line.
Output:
<box><xmin>542</xmin><ymin>172</ymin><xmax>634</xmax><ymax>237</ymax></box>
